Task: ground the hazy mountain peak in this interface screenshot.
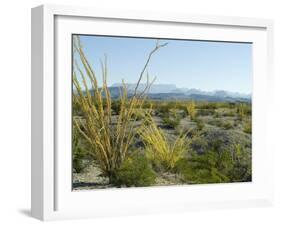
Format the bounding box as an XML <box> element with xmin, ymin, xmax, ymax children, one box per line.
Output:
<box><xmin>111</xmin><ymin>83</ymin><xmax>177</xmax><ymax>93</ymax></box>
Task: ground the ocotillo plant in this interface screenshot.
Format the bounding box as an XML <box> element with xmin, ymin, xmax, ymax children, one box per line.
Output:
<box><xmin>72</xmin><ymin>36</ymin><xmax>167</xmax><ymax>181</ymax></box>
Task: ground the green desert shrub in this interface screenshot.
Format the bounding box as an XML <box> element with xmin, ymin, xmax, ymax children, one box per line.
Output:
<box><xmin>162</xmin><ymin>114</ymin><xmax>180</xmax><ymax>129</ymax></box>
<box><xmin>156</xmin><ymin>104</ymin><xmax>171</xmax><ymax>116</ymax></box>
<box><xmin>141</xmin><ymin>100</ymin><xmax>150</xmax><ymax>108</ymax></box>
<box><xmin>222</xmin><ymin>121</ymin><xmax>234</xmax><ymax>130</ymax></box>
<box><xmin>217</xmin><ymin>102</ymin><xmax>236</xmax><ymax>109</ymax></box>
<box><xmin>197</xmin><ymin>109</ymin><xmax>215</xmax><ymax>116</ymax></box>
<box><xmin>175</xmin><ymin>148</ymin><xmax>233</xmax><ymax>184</ymax></box>
<box><xmin>199</xmin><ymin>102</ymin><xmax>218</xmax><ymax>110</ymax></box>
<box><xmin>208</xmin><ymin>119</ymin><xmax>233</xmax><ymax>130</ymax></box>
<box><xmin>167</xmin><ymin>101</ymin><xmax>178</xmax><ymax>109</ymax></box>
<box><xmin>233</xmin><ymin>144</ymin><xmax>243</xmax><ymax>162</ymax></box>
<box><xmin>73</xmin><ymin>149</ymin><xmax>87</xmax><ymax>173</ymax></box>
<box><xmin>228</xmin><ymin>144</ymin><xmax>252</xmax><ymax>182</ymax></box>
<box><xmin>208</xmin><ymin>119</ymin><xmax>223</xmax><ymax>127</ymax></box>
<box><xmin>111</xmin><ymin>100</ymin><xmax>121</xmax><ymax>115</ymax></box>
<box><xmin>214</xmin><ymin>111</ymin><xmax>220</xmax><ymax>118</ymax></box>
<box><xmin>222</xmin><ymin>111</ymin><xmax>235</xmax><ymax>117</ymax></box>
<box><xmin>73</xmin><ymin>127</ymin><xmax>91</xmax><ymax>173</ymax></box>
<box><xmin>112</xmin><ymin>154</ymin><xmax>156</xmax><ymax>187</ymax></box>
<box><xmin>243</xmin><ymin>120</ymin><xmax>252</xmax><ymax>134</ymax></box>
<box><xmin>175</xmin><ymin>140</ymin><xmax>252</xmax><ymax>184</ymax></box>
<box><xmin>189</xmin><ymin>136</ymin><xmax>208</xmax><ymax>154</ymax></box>
<box><xmin>194</xmin><ymin>118</ymin><xmax>205</xmax><ymax>131</ymax></box>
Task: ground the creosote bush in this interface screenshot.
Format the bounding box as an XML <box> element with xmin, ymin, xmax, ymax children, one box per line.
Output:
<box><xmin>196</xmin><ymin>109</ymin><xmax>215</xmax><ymax>116</ymax></box>
<box><xmin>175</xmin><ymin>148</ymin><xmax>233</xmax><ymax>184</ymax></box>
<box><xmin>73</xmin><ymin>127</ymin><xmax>92</xmax><ymax>173</ymax></box>
<box><xmin>174</xmin><ymin>140</ymin><xmax>252</xmax><ymax>184</ymax></box>
<box><xmin>223</xmin><ymin>121</ymin><xmax>234</xmax><ymax>130</ymax></box>
<box><xmin>112</xmin><ymin>154</ymin><xmax>156</xmax><ymax>187</ymax></box>
<box><xmin>208</xmin><ymin>118</ymin><xmax>233</xmax><ymax>130</ymax></box>
<box><xmin>194</xmin><ymin>118</ymin><xmax>205</xmax><ymax>131</ymax></box>
<box><xmin>162</xmin><ymin>114</ymin><xmax>180</xmax><ymax>129</ymax></box>
<box><xmin>198</xmin><ymin>102</ymin><xmax>218</xmax><ymax>109</ymax></box>
<box><xmin>229</xmin><ymin>144</ymin><xmax>252</xmax><ymax>181</ymax></box>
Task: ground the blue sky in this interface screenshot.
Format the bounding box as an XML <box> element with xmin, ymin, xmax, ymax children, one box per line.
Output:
<box><xmin>74</xmin><ymin>35</ymin><xmax>252</xmax><ymax>94</ymax></box>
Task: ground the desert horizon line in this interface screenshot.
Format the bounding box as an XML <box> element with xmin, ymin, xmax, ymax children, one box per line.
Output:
<box><xmin>104</xmin><ymin>82</ymin><xmax>252</xmax><ymax>95</ymax></box>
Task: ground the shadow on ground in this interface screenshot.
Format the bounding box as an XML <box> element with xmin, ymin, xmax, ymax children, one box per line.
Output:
<box><xmin>18</xmin><ymin>209</ymin><xmax>31</xmax><ymax>217</ymax></box>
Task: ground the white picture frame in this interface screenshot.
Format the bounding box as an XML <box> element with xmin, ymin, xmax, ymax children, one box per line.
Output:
<box><xmin>31</xmin><ymin>4</ymin><xmax>274</xmax><ymax>221</ymax></box>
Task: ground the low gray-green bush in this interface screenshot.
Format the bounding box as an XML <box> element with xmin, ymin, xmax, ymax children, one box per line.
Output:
<box><xmin>174</xmin><ymin>149</ymin><xmax>233</xmax><ymax>184</ymax></box>
<box><xmin>112</xmin><ymin>154</ymin><xmax>156</xmax><ymax>187</ymax></box>
<box><xmin>194</xmin><ymin>118</ymin><xmax>205</xmax><ymax>131</ymax></box>
<box><xmin>162</xmin><ymin>114</ymin><xmax>180</xmax><ymax>129</ymax></box>
<box><xmin>73</xmin><ymin>127</ymin><xmax>91</xmax><ymax>173</ymax></box>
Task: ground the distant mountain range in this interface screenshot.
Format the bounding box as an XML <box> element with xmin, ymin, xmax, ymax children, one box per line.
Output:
<box><xmin>80</xmin><ymin>84</ymin><xmax>251</xmax><ymax>102</ymax></box>
<box><xmin>111</xmin><ymin>83</ymin><xmax>177</xmax><ymax>94</ymax></box>
<box><xmin>109</xmin><ymin>83</ymin><xmax>251</xmax><ymax>102</ymax></box>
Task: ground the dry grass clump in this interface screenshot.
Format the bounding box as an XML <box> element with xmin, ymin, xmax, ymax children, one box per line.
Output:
<box><xmin>138</xmin><ymin>113</ymin><xmax>189</xmax><ymax>170</ymax></box>
<box><xmin>186</xmin><ymin>100</ymin><xmax>197</xmax><ymax>120</ymax></box>
<box><xmin>237</xmin><ymin>103</ymin><xmax>251</xmax><ymax>120</ymax></box>
<box><xmin>73</xmin><ymin>36</ymin><xmax>167</xmax><ymax>181</ymax></box>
